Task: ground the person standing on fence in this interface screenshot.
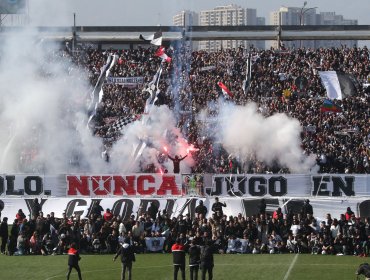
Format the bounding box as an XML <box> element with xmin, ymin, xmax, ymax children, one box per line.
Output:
<box><xmin>172</xmin><ymin>238</ymin><xmax>186</xmax><ymax>280</ymax></box>
<box><xmin>113</xmin><ymin>237</ymin><xmax>136</xmax><ymax>280</ymax></box>
<box><xmin>167</xmin><ymin>154</ymin><xmax>188</xmax><ymax>174</ymax></box>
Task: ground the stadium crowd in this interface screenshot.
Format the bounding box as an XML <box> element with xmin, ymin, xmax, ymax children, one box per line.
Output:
<box><xmin>1</xmin><ymin>198</ymin><xmax>370</xmax><ymax>257</ymax></box>
<box><xmin>1</xmin><ymin>42</ymin><xmax>369</xmax><ymax>260</ymax></box>
<box><xmin>80</xmin><ymin>43</ymin><xmax>369</xmax><ymax>175</ymax></box>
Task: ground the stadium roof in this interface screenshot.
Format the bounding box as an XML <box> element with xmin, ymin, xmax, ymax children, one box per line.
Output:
<box><xmin>1</xmin><ymin>25</ymin><xmax>370</xmax><ymax>42</ymax></box>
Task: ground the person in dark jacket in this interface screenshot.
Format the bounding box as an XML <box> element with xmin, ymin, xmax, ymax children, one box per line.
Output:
<box><xmin>0</xmin><ymin>217</ymin><xmax>8</xmax><ymax>254</ymax></box>
<box><xmin>8</xmin><ymin>219</ymin><xmax>19</xmax><ymax>256</ymax></box>
<box><xmin>188</xmin><ymin>239</ymin><xmax>201</xmax><ymax>280</ymax></box>
<box><xmin>211</xmin><ymin>197</ymin><xmax>226</xmax><ymax>218</ymax></box>
<box><xmin>31</xmin><ymin>198</ymin><xmax>41</xmax><ymax>219</ymax></box>
<box><xmin>258</xmin><ymin>199</ymin><xmax>266</xmax><ymax>215</ymax></box>
<box><xmin>301</xmin><ymin>199</ymin><xmax>313</xmax><ymax>217</ymax></box>
<box><xmin>200</xmin><ymin>240</ymin><xmax>214</xmax><ymax>280</ymax></box>
<box><xmin>66</xmin><ymin>242</ymin><xmax>82</xmax><ymax>280</ymax></box>
<box><xmin>91</xmin><ymin>201</ymin><xmax>104</xmax><ymax>220</ymax></box>
<box><xmin>147</xmin><ymin>202</ymin><xmax>159</xmax><ymax>221</ymax></box>
<box><xmin>113</xmin><ymin>237</ymin><xmax>136</xmax><ymax>280</ymax></box>
<box><xmin>195</xmin><ymin>201</ymin><xmax>208</xmax><ymax>218</ymax></box>
<box><xmin>172</xmin><ymin>238</ymin><xmax>186</xmax><ymax>280</ymax></box>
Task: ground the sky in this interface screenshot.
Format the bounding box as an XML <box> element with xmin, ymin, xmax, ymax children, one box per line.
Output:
<box><xmin>27</xmin><ymin>0</ymin><xmax>370</xmax><ymax>26</ymax></box>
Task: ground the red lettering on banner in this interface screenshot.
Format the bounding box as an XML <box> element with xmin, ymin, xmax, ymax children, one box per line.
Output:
<box><xmin>92</xmin><ymin>176</ymin><xmax>112</xmax><ymax>195</ymax></box>
<box><xmin>137</xmin><ymin>175</ymin><xmax>155</xmax><ymax>195</ymax></box>
<box><xmin>67</xmin><ymin>176</ymin><xmax>90</xmax><ymax>195</ymax></box>
<box><xmin>157</xmin><ymin>176</ymin><xmax>180</xmax><ymax>195</ymax></box>
<box><xmin>113</xmin><ymin>176</ymin><xmax>136</xmax><ymax>195</ymax></box>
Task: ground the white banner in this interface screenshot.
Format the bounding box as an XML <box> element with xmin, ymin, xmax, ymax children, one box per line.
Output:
<box><xmin>0</xmin><ymin>174</ymin><xmax>369</xmax><ymax>198</ymax></box>
<box><xmin>2</xmin><ymin>197</ymin><xmax>370</xmax><ymax>223</ymax></box>
<box><xmin>145</xmin><ymin>237</ymin><xmax>166</xmax><ymax>252</ymax></box>
<box><xmin>208</xmin><ymin>174</ymin><xmax>370</xmax><ymax>197</ymax></box>
<box><xmin>106</xmin><ymin>76</ymin><xmax>144</xmax><ymax>87</ymax></box>
<box><xmin>0</xmin><ymin>174</ymin><xmax>183</xmax><ymax>198</ymax></box>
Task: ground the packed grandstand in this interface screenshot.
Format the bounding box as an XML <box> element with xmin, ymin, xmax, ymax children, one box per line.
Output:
<box><xmin>0</xmin><ymin>33</ymin><xmax>369</xmax><ymax>259</ymax></box>
<box><xmin>81</xmin><ymin>43</ymin><xmax>369</xmax><ymax>175</ymax></box>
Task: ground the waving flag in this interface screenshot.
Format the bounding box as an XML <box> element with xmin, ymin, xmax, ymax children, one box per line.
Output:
<box><xmin>320</xmin><ymin>99</ymin><xmax>342</xmax><ymax>113</ymax></box>
<box><xmin>242</xmin><ymin>53</ymin><xmax>252</xmax><ymax>94</ymax></box>
<box><xmin>140</xmin><ymin>31</ymin><xmax>163</xmax><ymax>46</ymax></box>
<box><xmin>319</xmin><ymin>71</ymin><xmax>358</xmax><ymax>100</ymax></box>
<box><xmin>106</xmin><ymin>115</ymin><xmax>141</xmax><ymax>136</ymax></box>
<box><xmin>217</xmin><ymin>81</ymin><xmax>233</xmax><ymax>99</ymax></box>
<box><xmin>155</xmin><ymin>46</ymin><xmax>171</xmax><ymax>63</ymax></box>
<box><xmin>87</xmin><ymin>54</ymin><xmax>118</xmax><ymax>128</ymax></box>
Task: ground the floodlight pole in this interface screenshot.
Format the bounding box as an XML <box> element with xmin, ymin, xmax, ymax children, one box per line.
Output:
<box><xmin>72</xmin><ymin>12</ymin><xmax>76</xmax><ymax>53</ymax></box>
<box><xmin>299</xmin><ymin>2</ymin><xmax>317</xmax><ymax>48</ymax></box>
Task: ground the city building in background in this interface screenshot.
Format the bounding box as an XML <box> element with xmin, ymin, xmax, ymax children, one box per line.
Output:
<box><xmin>173</xmin><ymin>10</ymin><xmax>199</xmax><ymax>27</ymax></box>
<box><xmin>316</xmin><ymin>12</ymin><xmax>358</xmax><ymax>48</ymax></box>
<box><xmin>269</xmin><ymin>6</ymin><xmax>357</xmax><ymax>49</ymax></box>
<box><xmin>174</xmin><ymin>5</ymin><xmax>265</xmax><ymax>51</ymax></box>
<box><xmin>173</xmin><ymin>10</ymin><xmax>199</xmax><ymax>50</ymax></box>
<box><xmin>198</xmin><ymin>5</ymin><xmax>264</xmax><ymax>51</ymax></box>
<box><xmin>0</xmin><ymin>0</ymin><xmax>28</xmax><ymax>27</ymax></box>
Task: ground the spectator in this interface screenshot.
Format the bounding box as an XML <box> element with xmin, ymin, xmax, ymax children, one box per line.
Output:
<box><xmin>104</xmin><ymin>208</ymin><xmax>113</xmax><ymax>222</ymax></box>
<box><xmin>258</xmin><ymin>199</ymin><xmax>266</xmax><ymax>216</ymax></box>
<box><xmin>113</xmin><ymin>237</ymin><xmax>136</xmax><ymax>280</ymax></box>
<box><xmin>195</xmin><ymin>200</ymin><xmax>208</xmax><ymax>219</ymax></box>
<box><xmin>16</xmin><ymin>209</ymin><xmax>26</xmax><ymax>224</ymax></box>
<box><xmin>172</xmin><ymin>238</ymin><xmax>186</xmax><ymax>280</ymax></box>
<box><xmin>31</xmin><ymin>198</ymin><xmax>42</xmax><ymax>219</ymax></box>
<box><xmin>200</xmin><ymin>240</ymin><xmax>215</xmax><ymax>280</ymax></box>
<box><xmin>0</xmin><ymin>217</ymin><xmax>8</xmax><ymax>254</ymax></box>
<box><xmin>8</xmin><ymin>219</ymin><xmax>19</xmax><ymax>256</ymax></box>
<box><xmin>301</xmin><ymin>199</ymin><xmax>313</xmax><ymax>217</ymax></box>
<box><xmin>345</xmin><ymin>207</ymin><xmax>355</xmax><ymax>221</ymax></box>
<box><xmin>188</xmin><ymin>239</ymin><xmax>201</xmax><ymax>280</ymax></box>
<box><xmin>91</xmin><ymin>201</ymin><xmax>104</xmax><ymax>220</ymax></box>
<box><xmin>147</xmin><ymin>202</ymin><xmax>159</xmax><ymax>221</ymax></box>
<box><xmin>272</xmin><ymin>207</ymin><xmax>283</xmax><ymax>221</ymax></box>
<box><xmin>211</xmin><ymin>197</ymin><xmax>227</xmax><ymax>219</ymax></box>
<box><xmin>67</xmin><ymin>242</ymin><xmax>82</xmax><ymax>280</ymax></box>
<box><xmin>167</xmin><ymin>154</ymin><xmax>188</xmax><ymax>174</ymax></box>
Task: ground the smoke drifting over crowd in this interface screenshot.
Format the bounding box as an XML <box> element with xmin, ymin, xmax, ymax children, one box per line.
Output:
<box><xmin>217</xmin><ymin>102</ymin><xmax>316</xmax><ymax>173</ymax></box>
<box><xmin>0</xmin><ymin>29</ymin><xmax>315</xmax><ymax>174</ymax></box>
<box><xmin>0</xmin><ymin>30</ymin><xmax>102</xmax><ymax>173</ymax></box>
<box><xmin>0</xmin><ymin>29</ymin><xmax>192</xmax><ymax>174</ymax></box>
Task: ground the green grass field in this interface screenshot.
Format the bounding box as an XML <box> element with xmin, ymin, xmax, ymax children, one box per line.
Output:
<box><xmin>0</xmin><ymin>253</ymin><xmax>366</xmax><ymax>280</ymax></box>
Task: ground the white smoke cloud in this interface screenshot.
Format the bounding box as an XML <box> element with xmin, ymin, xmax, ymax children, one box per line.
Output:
<box><xmin>0</xmin><ymin>29</ymin><xmax>105</xmax><ymax>173</ymax></box>
<box><xmin>111</xmin><ymin>105</ymin><xmax>194</xmax><ymax>173</ymax></box>
<box><xmin>217</xmin><ymin>102</ymin><xmax>316</xmax><ymax>173</ymax></box>
<box><xmin>0</xmin><ymin>29</ymin><xmax>194</xmax><ymax>175</ymax></box>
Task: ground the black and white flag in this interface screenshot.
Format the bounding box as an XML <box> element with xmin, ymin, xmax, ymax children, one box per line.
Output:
<box><xmin>107</xmin><ymin>115</ymin><xmax>140</xmax><ymax>135</ymax></box>
<box><xmin>139</xmin><ymin>31</ymin><xmax>163</xmax><ymax>46</ymax></box>
<box><xmin>87</xmin><ymin>54</ymin><xmax>118</xmax><ymax>128</ymax></box>
<box><xmin>318</xmin><ymin>71</ymin><xmax>358</xmax><ymax>100</ymax></box>
<box><xmin>242</xmin><ymin>53</ymin><xmax>252</xmax><ymax>95</ymax></box>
